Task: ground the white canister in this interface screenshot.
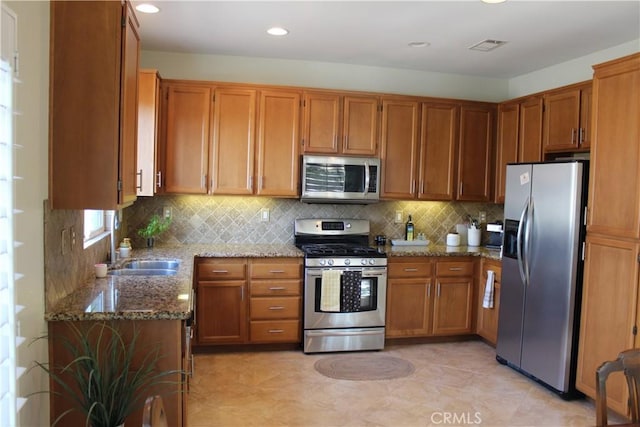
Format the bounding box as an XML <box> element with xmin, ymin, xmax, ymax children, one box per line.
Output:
<box><xmin>119</xmin><ymin>247</ymin><xmax>130</xmax><ymax>258</ymax></box>
<box><xmin>446</xmin><ymin>233</ymin><xmax>461</xmax><ymax>247</ymax></box>
<box><xmin>468</xmin><ymin>228</ymin><xmax>482</xmax><ymax>247</ymax></box>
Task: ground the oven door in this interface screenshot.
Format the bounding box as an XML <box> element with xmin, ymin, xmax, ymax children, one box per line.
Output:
<box><xmin>304</xmin><ymin>266</ymin><xmax>387</xmax><ymax>330</ymax></box>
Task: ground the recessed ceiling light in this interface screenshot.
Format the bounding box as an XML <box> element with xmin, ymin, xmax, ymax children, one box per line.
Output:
<box><xmin>267</xmin><ymin>27</ymin><xmax>289</xmax><ymax>36</ymax></box>
<box><xmin>135</xmin><ymin>3</ymin><xmax>160</xmax><ymax>14</ymax></box>
<box><xmin>408</xmin><ymin>41</ymin><xmax>430</xmax><ymax>48</ymax></box>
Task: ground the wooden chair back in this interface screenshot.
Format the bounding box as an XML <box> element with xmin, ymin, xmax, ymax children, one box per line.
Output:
<box><xmin>596</xmin><ymin>349</ymin><xmax>640</xmax><ymax>426</ymax></box>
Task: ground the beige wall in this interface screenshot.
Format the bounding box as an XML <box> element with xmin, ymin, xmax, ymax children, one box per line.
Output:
<box><xmin>6</xmin><ymin>1</ymin><xmax>50</xmax><ymax>426</ymax></box>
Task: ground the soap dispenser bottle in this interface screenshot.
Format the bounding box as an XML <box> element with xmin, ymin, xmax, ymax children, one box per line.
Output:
<box><xmin>405</xmin><ymin>215</ymin><xmax>415</xmax><ymax>241</ymax></box>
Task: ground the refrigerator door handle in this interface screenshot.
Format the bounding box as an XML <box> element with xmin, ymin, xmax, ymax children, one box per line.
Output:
<box><xmin>523</xmin><ymin>197</ymin><xmax>534</xmax><ymax>286</ymax></box>
<box><xmin>516</xmin><ymin>197</ymin><xmax>529</xmax><ymax>286</ymax></box>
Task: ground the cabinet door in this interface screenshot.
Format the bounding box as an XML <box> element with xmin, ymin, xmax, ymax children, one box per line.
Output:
<box><xmin>255</xmin><ymin>90</ymin><xmax>301</xmax><ymax>197</ymax></box>
<box><xmin>576</xmin><ymin>235</ymin><xmax>639</xmax><ymax>414</ymax></box>
<box><xmin>49</xmin><ymin>1</ymin><xmax>129</xmax><ymax>209</ymax></box>
<box><xmin>579</xmin><ymin>85</ymin><xmax>592</xmax><ymax>149</ymax></box>
<box><xmin>477</xmin><ymin>260</ymin><xmax>502</xmax><ymax>345</ymax></box>
<box><xmin>418</xmin><ymin>103</ymin><xmax>458</xmax><ymax>200</ymax></box>
<box><xmin>380</xmin><ymin>99</ymin><xmax>420</xmax><ymax>199</ymax></box>
<box><xmin>457</xmin><ymin>105</ymin><xmax>493</xmax><ymax>202</ymax></box>
<box><xmin>588</xmin><ymin>55</ymin><xmax>640</xmax><ymax>239</ymax></box>
<box><xmin>518</xmin><ymin>96</ymin><xmax>543</xmax><ymax>162</ymax></box>
<box><xmin>164</xmin><ymin>84</ymin><xmax>211</xmax><ymax>194</ymax></box>
<box><xmin>432</xmin><ymin>277</ymin><xmax>473</xmax><ymax>335</ymax></box>
<box><xmin>196</xmin><ymin>281</ymin><xmax>247</xmax><ymax>344</ymax></box>
<box><xmin>119</xmin><ymin>3</ymin><xmax>140</xmax><ymax>206</ymax></box>
<box><xmin>136</xmin><ymin>69</ymin><xmax>160</xmax><ymax>196</ymax></box>
<box><xmin>494</xmin><ymin>102</ymin><xmax>519</xmax><ymax>203</ymax></box>
<box><xmin>543</xmin><ymin>89</ymin><xmax>581</xmax><ymax>152</ymax></box>
<box><xmin>210</xmin><ymin>88</ymin><xmax>256</xmax><ymax>195</ymax></box>
<box><xmin>342</xmin><ymin>95</ymin><xmax>379</xmax><ymax>155</ymax></box>
<box><xmin>386</xmin><ymin>278</ymin><xmax>432</xmax><ymax>337</ymax></box>
<box><xmin>302</xmin><ymin>91</ymin><xmax>341</xmax><ymax>154</ymax></box>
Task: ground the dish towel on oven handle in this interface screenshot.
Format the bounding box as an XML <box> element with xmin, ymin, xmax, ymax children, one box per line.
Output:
<box><xmin>320</xmin><ymin>270</ymin><xmax>342</xmax><ymax>312</ymax></box>
<box><xmin>482</xmin><ymin>270</ymin><xmax>495</xmax><ymax>309</ymax></box>
<box><xmin>341</xmin><ymin>270</ymin><xmax>362</xmax><ymax>312</ymax></box>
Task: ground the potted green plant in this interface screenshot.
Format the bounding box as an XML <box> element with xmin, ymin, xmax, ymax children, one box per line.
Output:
<box><xmin>34</xmin><ymin>321</ymin><xmax>181</xmax><ymax>427</ymax></box>
<box><xmin>137</xmin><ymin>214</ymin><xmax>172</xmax><ymax>247</ymax></box>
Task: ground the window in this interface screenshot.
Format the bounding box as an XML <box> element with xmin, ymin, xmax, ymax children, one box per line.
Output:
<box><xmin>84</xmin><ymin>209</ymin><xmax>105</xmax><ymax>241</ymax></box>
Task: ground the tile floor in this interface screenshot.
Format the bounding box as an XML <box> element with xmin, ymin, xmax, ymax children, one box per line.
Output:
<box><xmin>187</xmin><ymin>340</ymin><xmax>626</xmax><ymax>427</ymax></box>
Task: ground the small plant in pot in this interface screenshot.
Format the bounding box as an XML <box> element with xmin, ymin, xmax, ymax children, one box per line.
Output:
<box><xmin>137</xmin><ymin>213</ymin><xmax>172</xmax><ymax>248</ymax></box>
<box><xmin>34</xmin><ymin>321</ymin><xmax>182</xmax><ymax>427</ymax></box>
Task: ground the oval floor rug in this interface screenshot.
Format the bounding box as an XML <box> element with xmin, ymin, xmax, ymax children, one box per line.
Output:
<box><xmin>314</xmin><ymin>354</ymin><xmax>415</xmax><ymax>381</ymax></box>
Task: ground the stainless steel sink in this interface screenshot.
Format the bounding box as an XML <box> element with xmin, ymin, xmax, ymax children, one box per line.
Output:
<box><xmin>108</xmin><ymin>268</ymin><xmax>178</xmax><ymax>276</ymax></box>
<box><xmin>121</xmin><ymin>259</ymin><xmax>181</xmax><ymax>270</ymax></box>
<box><xmin>108</xmin><ymin>258</ymin><xmax>181</xmax><ymax>276</ymax></box>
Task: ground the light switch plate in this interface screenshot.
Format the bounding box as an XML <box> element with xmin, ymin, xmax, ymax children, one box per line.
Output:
<box><xmin>260</xmin><ymin>208</ymin><xmax>270</xmax><ymax>222</ymax></box>
<box><xmin>394</xmin><ymin>211</ymin><xmax>403</xmax><ymax>224</ymax></box>
<box><xmin>163</xmin><ymin>206</ymin><xmax>172</xmax><ymax>219</ymax></box>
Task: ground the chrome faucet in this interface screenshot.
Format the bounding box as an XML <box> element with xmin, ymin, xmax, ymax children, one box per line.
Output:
<box><xmin>109</xmin><ymin>210</ymin><xmax>120</xmax><ymax>266</ymax></box>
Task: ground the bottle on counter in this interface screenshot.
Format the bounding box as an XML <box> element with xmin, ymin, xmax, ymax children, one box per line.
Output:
<box><xmin>405</xmin><ymin>215</ymin><xmax>415</xmax><ymax>241</ymax></box>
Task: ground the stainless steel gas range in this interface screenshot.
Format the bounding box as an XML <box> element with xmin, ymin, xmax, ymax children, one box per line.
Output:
<box><xmin>294</xmin><ymin>218</ymin><xmax>387</xmax><ymax>353</ymax></box>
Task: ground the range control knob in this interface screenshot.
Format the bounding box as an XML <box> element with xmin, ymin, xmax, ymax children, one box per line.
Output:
<box><xmin>319</xmin><ymin>259</ymin><xmax>326</xmax><ymax>266</ymax></box>
<box><xmin>369</xmin><ymin>259</ymin><xmax>376</xmax><ymax>265</ymax></box>
<box><xmin>360</xmin><ymin>259</ymin><xmax>367</xmax><ymax>266</ymax></box>
<box><xmin>327</xmin><ymin>259</ymin><xmax>334</xmax><ymax>266</ymax></box>
<box><xmin>344</xmin><ymin>259</ymin><xmax>351</xmax><ymax>266</ymax></box>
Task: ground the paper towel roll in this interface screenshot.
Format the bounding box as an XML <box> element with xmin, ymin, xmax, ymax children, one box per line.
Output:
<box><xmin>446</xmin><ymin>233</ymin><xmax>461</xmax><ymax>246</ymax></box>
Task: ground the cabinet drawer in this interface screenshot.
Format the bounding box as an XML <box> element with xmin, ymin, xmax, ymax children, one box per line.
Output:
<box><xmin>436</xmin><ymin>260</ymin><xmax>474</xmax><ymax>277</ymax></box>
<box><xmin>250</xmin><ymin>320</ymin><xmax>301</xmax><ymax>343</ymax></box>
<box><xmin>250</xmin><ymin>280</ymin><xmax>301</xmax><ymax>296</ymax></box>
<box><xmin>197</xmin><ymin>260</ymin><xmax>246</xmax><ymax>280</ymax></box>
<box><xmin>249</xmin><ymin>259</ymin><xmax>302</xmax><ymax>279</ymax></box>
<box><xmin>250</xmin><ymin>296</ymin><xmax>301</xmax><ymax>319</ymax></box>
<box><xmin>388</xmin><ymin>260</ymin><xmax>432</xmax><ymax>278</ymax></box>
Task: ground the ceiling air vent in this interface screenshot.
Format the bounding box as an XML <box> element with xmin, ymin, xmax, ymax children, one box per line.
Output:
<box><xmin>468</xmin><ymin>39</ymin><xmax>507</xmax><ymax>52</ymax></box>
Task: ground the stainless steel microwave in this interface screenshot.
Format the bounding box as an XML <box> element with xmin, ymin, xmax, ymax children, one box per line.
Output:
<box><xmin>300</xmin><ymin>155</ymin><xmax>380</xmax><ymax>204</ymax></box>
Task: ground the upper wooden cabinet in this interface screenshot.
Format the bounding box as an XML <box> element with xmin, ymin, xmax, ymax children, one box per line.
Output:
<box><xmin>49</xmin><ymin>0</ymin><xmax>140</xmax><ymax>209</ymax></box>
<box><xmin>587</xmin><ymin>53</ymin><xmax>640</xmax><ymax>239</ymax></box>
<box><xmin>456</xmin><ymin>104</ymin><xmax>494</xmax><ymax>202</ymax></box>
<box><xmin>161</xmin><ymin>82</ymin><xmax>300</xmax><ymax>197</ymax></box>
<box><xmin>543</xmin><ymin>81</ymin><xmax>592</xmax><ymax>153</ymax></box>
<box><xmin>163</xmin><ymin>84</ymin><xmax>212</xmax><ymax>194</ymax></box>
<box><xmin>255</xmin><ymin>90</ymin><xmax>301</xmax><ymax>197</ymax></box>
<box><xmin>210</xmin><ymin>88</ymin><xmax>256</xmax><ymax>195</ymax></box>
<box><xmin>494</xmin><ymin>96</ymin><xmax>543</xmax><ymax>203</ymax></box>
<box><xmin>380</xmin><ymin>98</ymin><xmax>421</xmax><ymax>199</ymax></box>
<box><xmin>302</xmin><ymin>91</ymin><xmax>379</xmax><ymax>156</ymax></box>
<box><xmin>136</xmin><ymin>69</ymin><xmax>161</xmax><ymax>197</ymax></box>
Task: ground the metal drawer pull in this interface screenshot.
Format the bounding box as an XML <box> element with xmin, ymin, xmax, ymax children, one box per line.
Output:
<box><xmin>269</xmin><ymin>306</ymin><xmax>285</xmax><ymax>310</ymax></box>
<box><xmin>268</xmin><ymin>329</ymin><xmax>284</xmax><ymax>333</ymax></box>
<box><xmin>269</xmin><ymin>270</ymin><xmax>285</xmax><ymax>273</ymax></box>
<box><xmin>449</xmin><ymin>267</ymin><xmax>463</xmax><ymax>271</ymax></box>
<box><xmin>404</xmin><ymin>268</ymin><xmax>418</xmax><ymax>272</ymax></box>
<box><xmin>212</xmin><ymin>269</ymin><xmax>229</xmax><ymax>273</ymax></box>
<box><xmin>268</xmin><ymin>286</ymin><xmax>286</xmax><ymax>291</ymax></box>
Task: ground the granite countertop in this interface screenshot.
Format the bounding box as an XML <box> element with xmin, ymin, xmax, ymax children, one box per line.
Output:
<box><xmin>46</xmin><ymin>242</ymin><xmax>499</xmax><ymax>322</ymax></box>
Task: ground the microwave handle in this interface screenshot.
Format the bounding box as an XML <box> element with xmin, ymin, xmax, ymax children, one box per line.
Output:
<box><xmin>364</xmin><ymin>162</ymin><xmax>370</xmax><ymax>196</ymax></box>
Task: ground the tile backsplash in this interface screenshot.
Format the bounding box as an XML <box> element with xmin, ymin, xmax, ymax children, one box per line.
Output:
<box><xmin>123</xmin><ymin>195</ymin><xmax>504</xmax><ymax>248</ymax></box>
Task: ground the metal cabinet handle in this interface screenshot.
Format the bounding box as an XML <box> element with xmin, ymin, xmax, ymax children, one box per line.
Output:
<box><xmin>571</xmin><ymin>128</ymin><xmax>577</xmax><ymax>144</ymax></box>
<box><xmin>449</xmin><ymin>267</ymin><xmax>463</xmax><ymax>271</ymax></box>
<box><xmin>136</xmin><ymin>169</ymin><xmax>143</xmax><ymax>191</ymax></box>
<box><xmin>404</xmin><ymin>268</ymin><xmax>418</xmax><ymax>272</ymax></box>
<box><xmin>269</xmin><ymin>270</ymin><xmax>285</xmax><ymax>274</ymax></box>
<box><xmin>268</xmin><ymin>329</ymin><xmax>284</xmax><ymax>334</ymax></box>
<box><xmin>437</xmin><ymin>283</ymin><xmax>441</xmax><ymax>298</ymax></box>
<box><xmin>268</xmin><ymin>306</ymin><xmax>285</xmax><ymax>310</ymax></box>
<box><xmin>268</xmin><ymin>286</ymin><xmax>286</xmax><ymax>291</ymax></box>
<box><xmin>212</xmin><ymin>269</ymin><xmax>229</xmax><ymax>273</ymax></box>
<box><xmin>427</xmin><ymin>283</ymin><xmax>431</xmax><ymax>298</ymax></box>
<box><xmin>156</xmin><ymin>171</ymin><xmax>162</xmax><ymax>188</ymax></box>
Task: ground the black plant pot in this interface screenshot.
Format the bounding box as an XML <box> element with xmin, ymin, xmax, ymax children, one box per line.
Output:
<box><xmin>146</xmin><ymin>237</ymin><xmax>155</xmax><ymax>248</ymax></box>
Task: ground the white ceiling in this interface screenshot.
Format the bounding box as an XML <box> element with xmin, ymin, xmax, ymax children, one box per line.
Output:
<box><xmin>132</xmin><ymin>1</ymin><xmax>640</xmax><ymax>79</ymax></box>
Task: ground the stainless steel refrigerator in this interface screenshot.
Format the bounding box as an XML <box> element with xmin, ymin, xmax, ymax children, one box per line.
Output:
<box><xmin>496</xmin><ymin>160</ymin><xmax>588</xmax><ymax>398</ymax></box>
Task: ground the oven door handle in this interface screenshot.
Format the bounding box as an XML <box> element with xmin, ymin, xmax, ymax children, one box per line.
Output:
<box><xmin>307</xmin><ymin>269</ymin><xmax>386</xmax><ymax>278</ymax></box>
<box><xmin>306</xmin><ymin>329</ymin><xmax>383</xmax><ymax>337</ymax></box>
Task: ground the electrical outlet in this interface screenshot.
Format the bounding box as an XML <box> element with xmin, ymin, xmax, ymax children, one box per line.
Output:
<box><xmin>163</xmin><ymin>206</ymin><xmax>172</xmax><ymax>219</ymax></box>
<box><xmin>479</xmin><ymin>211</ymin><xmax>487</xmax><ymax>224</ymax></box>
<box><xmin>61</xmin><ymin>228</ymin><xmax>69</xmax><ymax>255</ymax></box>
<box><xmin>70</xmin><ymin>226</ymin><xmax>76</xmax><ymax>251</ymax></box>
<box><xmin>394</xmin><ymin>210</ymin><xmax>403</xmax><ymax>224</ymax></box>
<box><xmin>260</xmin><ymin>208</ymin><xmax>270</xmax><ymax>222</ymax></box>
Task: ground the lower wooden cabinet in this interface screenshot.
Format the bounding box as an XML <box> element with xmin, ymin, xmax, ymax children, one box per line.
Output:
<box><xmin>386</xmin><ymin>257</ymin><xmax>475</xmax><ymax>338</ymax></box>
<box><xmin>195</xmin><ymin>257</ymin><xmax>302</xmax><ymax>346</ymax></box>
<box><xmin>48</xmin><ymin>320</ymin><xmax>186</xmax><ymax>427</ymax></box>
<box><xmin>476</xmin><ymin>258</ymin><xmax>502</xmax><ymax>345</ymax></box>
